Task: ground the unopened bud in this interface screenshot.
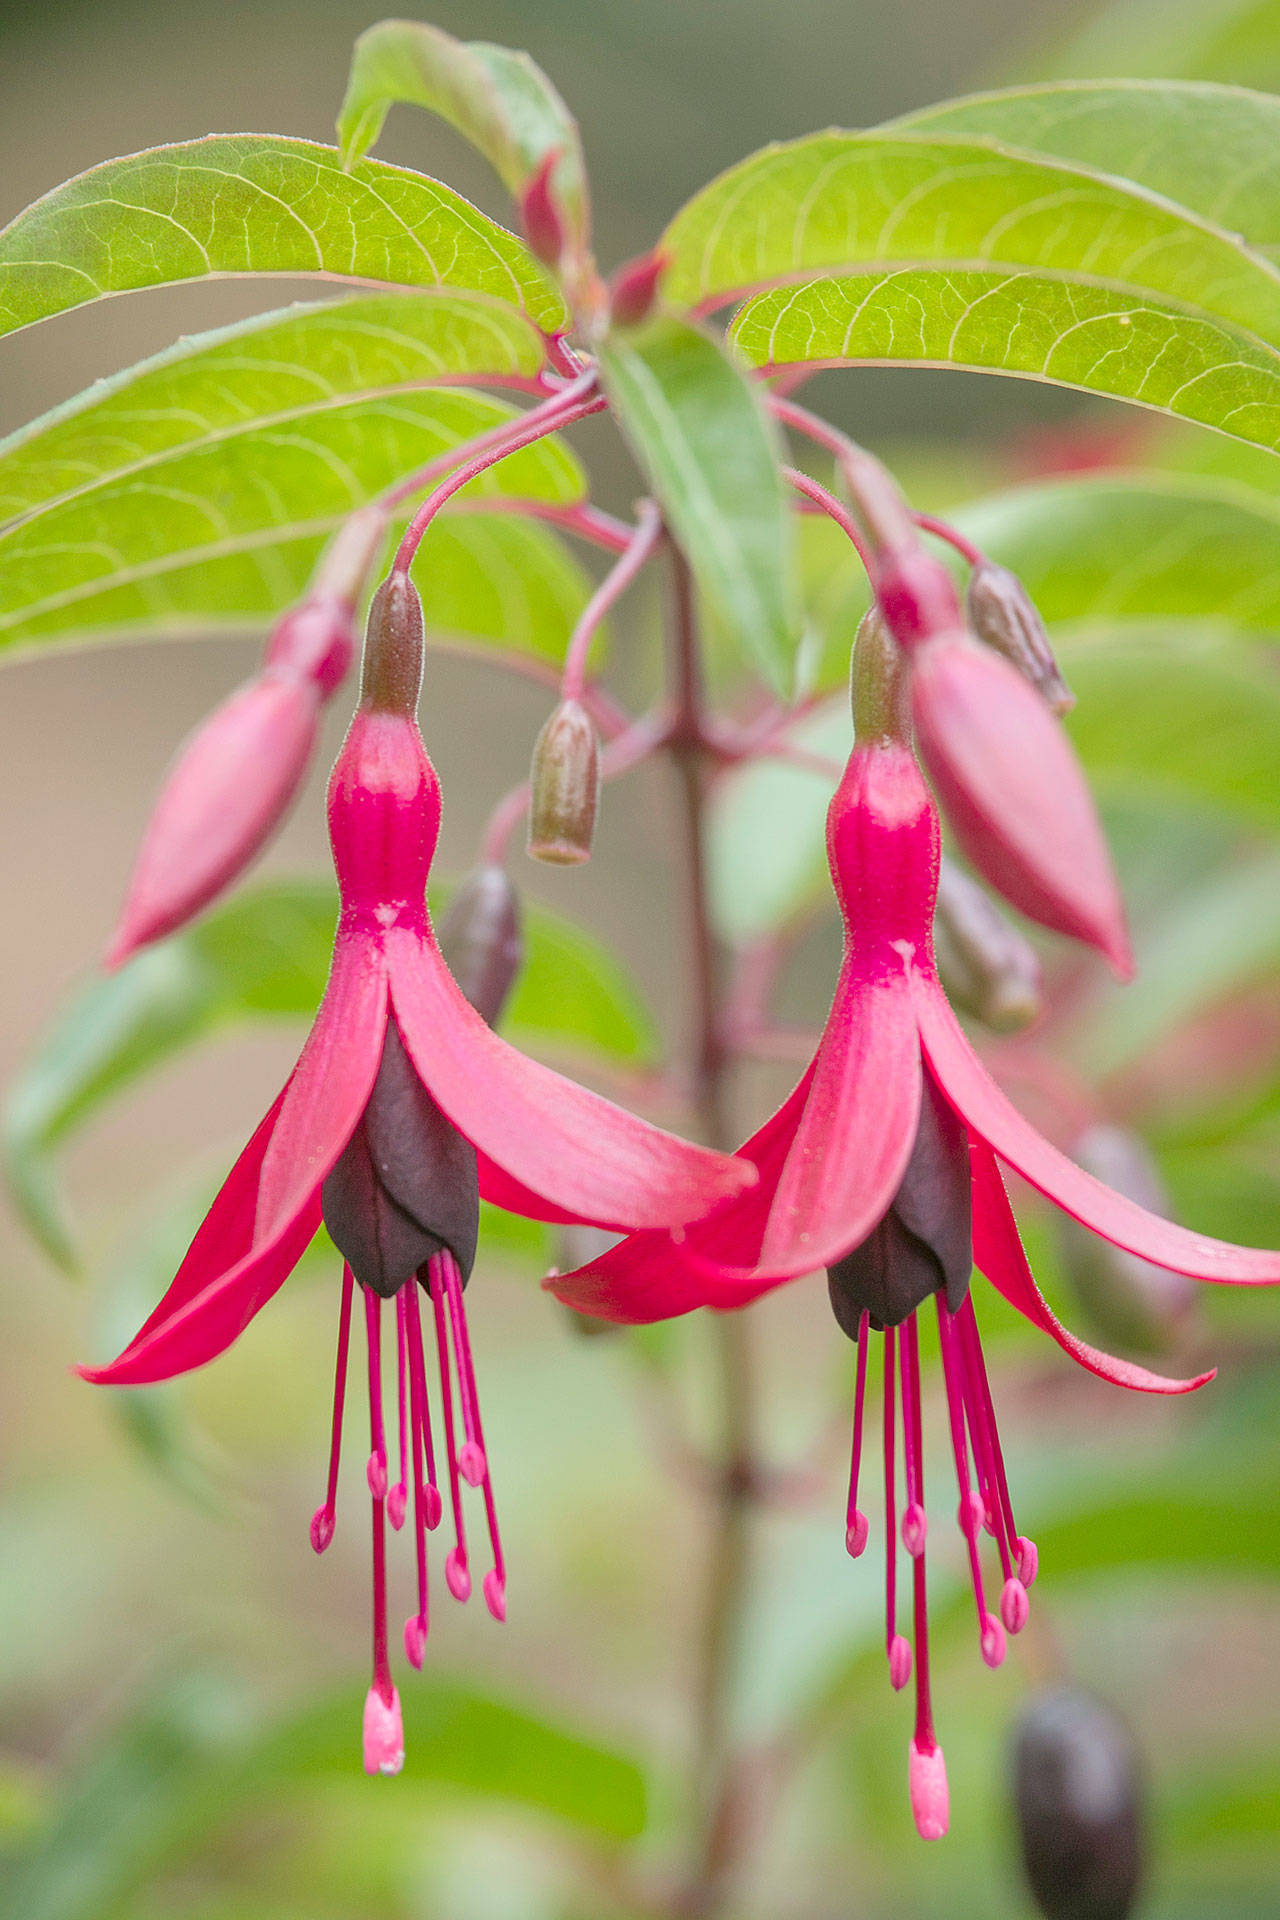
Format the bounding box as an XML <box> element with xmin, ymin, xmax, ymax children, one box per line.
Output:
<box><xmin>1056</xmin><ymin>1126</ymin><xmax>1198</xmax><ymax>1356</ymax></box>
<box><xmin>1013</xmin><ymin>1688</ymin><xmax>1144</xmax><ymax>1920</ymax></box>
<box><xmin>933</xmin><ymin>861</ymin><xmax>1043</xmax><ymax>1033</ymax></box>
<box><xmin>520</xmin><ymin>149</ymin><xmax>566</xmax><ymax>270</ymax></box>
<box><xmin>609</xmin><ymin>250</ymin><xmax>667</xmax><ymax>328</ymax></box>
<box><xmin>438</xmin><ymin>866</ymin><xmax>524</xmax><ymax>1027</ymax></box>
<box><xmin>910</xmin><ymin>632</ymin><xmax>1132</xmax><ymax>977</ymax></box>
<box><xmin>850</xmin><ymin>607</ymin><xmax>910</xmax><ymax>744</ymax></box>
<box><xmin>361</xmin><ymin>572</ymin><xmax>425</xmax><ymax>716</ymax></box>
<box><xmin>874</xmin><ymin>541</ymin><xmax>962</xmax><ymax>646</ymax></box>
<box><xmin>967</xmin><ymin>560</ymin><xmax>1073</xmax><ymax>716</ymax></box>
<box><xmin>527</xmin><ymin>699</ymin><xmax>599</xmax><ymax>864</ymax></box>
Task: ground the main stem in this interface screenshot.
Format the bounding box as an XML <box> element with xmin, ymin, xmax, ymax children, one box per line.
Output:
<box><xmin>667</xmin><ymin>551</ymin><xmax>759</xmax><ymax>1920</ymax></box>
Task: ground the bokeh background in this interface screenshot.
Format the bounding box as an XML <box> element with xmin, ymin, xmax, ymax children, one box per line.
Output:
<box><xmin>3</xmin><ymin>1</ymin><xmax>1280</xmax><ymax>1915</ymax></box>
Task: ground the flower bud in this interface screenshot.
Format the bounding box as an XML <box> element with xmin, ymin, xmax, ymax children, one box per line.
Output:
<box><xmin>1055</xmin><ymin>1125</ymin><xmax>1198</xmax><ymax>1356</ymax></box>
<box><xmin>105</xmin><ymin>662</ymin><xmax>323</xmax><ymax>969</ymax></box>
<box><xmin>520</xmin><ymin>149</ymin><xmax>566</xmax><ymax>270</ymax></box>
<box><xmin>874</xmin><ymin>541</ymin><xmax>962</xmax><ymax>646</ymax></box>
<box><xmin>360</xmin><ymin>572</ymin><xmax>425</xmax><ymax>716</ymax></box>
<box><xmin>438</xmin><ymin>865</ymin><xmax>524</xmax><ymax>1027</ymax></box>
<box><xmin>910</xmin><ymin>632</ymin><xmax>1132</xmax><ymax>976</ymax></box>
<box><xmin>1013</xmin><ymin>1688</ymin><xmax>1144</xmax><ymax>1920</ymax></box>
<box><xmin>609</xmin><ymin>250</ymin><xmax>666</xmax><ymax>329</ymax></box>
<box><xmin>527</xmin><ymin>699</ymin><xmax>599</xmax><ymax>864</ymax></box>
<box><xmin>933</xmin><ymin>861</ymin><xmax>1043</xmax><ymax>1033</ymax></box>
<box><xmin>966</xmin><ymin>560</ymin><xmax>1073</xmax><ymax>716</ymax></box>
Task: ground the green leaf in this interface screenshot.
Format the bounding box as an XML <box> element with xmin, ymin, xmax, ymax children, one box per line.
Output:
<box><xmin>1044</xmin><ymin>0</ymin><xmax>1280</xmax><ymax>88</ymax></box>
<box><xmin>0</xmin><ymin>134</ymin><xmax>566</xmax><ymax>341</ymax></box>
<box><xmin>0</xmin><ymin>295</ymin><xmax>581</xmax><ymax>652</ymax></box>
<box><xmin>733</xmin><ymin>266</ymin><xmax>1280</xmax><ymax>453</ymax></box>
<box><xmin>3</xmin><ymin>879</ymin><xmax>656</xmax><ymax>1269</ymax></box>
<box><xmin>338</xmin><ymin>20</ymin><xmax>588</xmax><ymax>257</ymax></box>
<box><xmin>891</xmin><ymin>81</ymin><xmax>1280</xmax><ymax>263</ymax></box>
<box><xmin>954</xmin><ymin>471</ymin><xmax>1280</xmax><ymax>634</ymax></box>
<box><xmin>598</xmin><ymin>316</ymin><xmax>798</xmax><ymax>690</ymax></box>
<box><xmin>0</xmin><ymin>1671</ymin><xmax>645</xmax><ymax>1920</ymax></box>
<box><xmin>708</xmin><ymin>702</ymin><xmax>846</xmax><ymax>946</ymax></box>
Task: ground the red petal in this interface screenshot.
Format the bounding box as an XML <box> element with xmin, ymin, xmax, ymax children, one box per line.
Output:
<box><xmin>547</xmin><ymin>1231</ymin><xmax>711</xmax><ymax>1323</ymax></box>
<box><xmin>254</xmin><ymin>934</ymin><xmax>388</xmax><ymax>1241</ymax></box>
<box><xmin>385</xmin><ymin>924</ymin><xmax>754</xmax><ymax>1229</ymax></box>
<box><xmin>918</xmin><ymin>977</ymin><xmax>1280</xmax><ymax>1285</ymax></box>
<box><xmin>970</xmin><ymin>1139</ymin><xmax>1214</xmax><ymax>1395</ymax></box>
<box><xmin>910</xmin><ymin>635</ymin><xmax>1132</xmax><ymax>975</ymax></box>
<box><xmin>79</xmin><ymin>1086</ymin><xmax>323</xmax><ymax>1385</ymax></box>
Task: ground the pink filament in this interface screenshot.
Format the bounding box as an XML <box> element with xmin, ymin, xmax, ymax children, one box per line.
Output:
<box><xmin>364</xmin><ymin>1289</ymin><xmax>388</xmax><ymax>1501</ymax></box>
<box><xmin>956</xmin><ymin>1296</ymin><xmax>1020</xmax><ymax>1583</ymax></box>
<box><xmin>428</xmin><ymin>1261</ymin><xmax>471</xmax><ymax>1601</ymax></box>
<box><xmin>310</xmin><ymin>1263</ymin><xmax>354</xmax><ymax>1553</ymax></box>
<box><xmin>402</xmin><ymin>1281</ymin><xmax>432</xmax><ymax>1666</ymax></box>
<box><xmin>936</xmin><ymin>1298</ymin><xmax>1003</xmax><ymax>1666</ymax></box>
<box><xmin>388</xmin><ymin>1290</ymin><xmax>410</xmax><ymax>1530</ymax></box>
<box><xmin>433</xmin><ymin>1252</ymin><xmax>507</xmax><ymax>1621</ymax></box>
<box><xmin>900</xmin><ymin>1318</ymin><xmax>938</xmax><ymax>1762</ymax></box>
<box><xmin>845</xmin><ymin>1309</ymin><xmax>870</xmax><ymax>1557</ymax></box>
<box><xmin>883</xmin><ymin>1331</ymin><xmax>911</xmax><ymax>1686</ymax></box>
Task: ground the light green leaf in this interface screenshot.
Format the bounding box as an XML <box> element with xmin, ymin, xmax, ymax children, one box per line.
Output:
<box><xmin>1044</xmin><ymin>0</ymin><xmax>1280</xmax><ymax>88</ymax></box>
<box><xmin>338</xmin><ymin>19</ymin><xmax>588</xmax><ymax>257</ymax></box>
<box><xmin>3</xmin><ymin>879</ymin><xmax>656</xmax><ymax>1269</ymax></box>
<box><xmin>598</xmin><ymin>316</ymin><xmax>798</xmax><ymax>690</ymax></box>
<box><xmin>891</xmin><ymin>81</ymin><xmax>1280</xmax><ymax>262</ymax></box>
<box><xmin>0</xmin><ymin>134</ymin><xmax>566</xmax><ymax>340</ymax></box>
<box><xmin>0</xmin><ymin>295</ymin><xmax>581</xmax><ymax>652</ymax></box>
<box><xmin>708</xmin><ymin>702</ymin><xmax>846</xmax><ymax>946</ymax></box>
<box><xmin>954</xmin><ymin>472</ymin><xmax>1280</xmax><ymax>634</ymax></box>
<box><xmin>732</xmin><ymin>267</ymin><xmax>1280</xmax><ymax>453</ymax></box>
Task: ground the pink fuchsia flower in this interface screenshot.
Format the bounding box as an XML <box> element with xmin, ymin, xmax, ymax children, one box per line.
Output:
<box><xmin>105</xmin><ymin>508</ymin><xmax>387</xmax><ymax>969</ymax></box>
<box><xmin>548</xmin><ymin>642</ymin><xmax>1280</xmax><ymax>1838</ymax></box>
<box><xmin>82</xmin><ymin>570</ymin><xmax>753</xmax><ymax>1772</ymax></box>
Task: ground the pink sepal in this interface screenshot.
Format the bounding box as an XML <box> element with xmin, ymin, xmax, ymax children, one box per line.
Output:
<box><xmin>968</xmin><ymin>1136</ymin><xmax>1215</xmax><ymax>1395</ymax></box>
<box><xmin>910</xmin><ymin>632</ymin><xmax>1132</xmax><ymax>975</ymax></box>
<box><xmin>916</xmin><ymin>976</ymin><xmax>1280</xmax><ymax>1290</ymax></box>
<box><xmin>386</xmin><ymin>925</ymin><xmax>753</xmax><ymax>1232</ymax></box>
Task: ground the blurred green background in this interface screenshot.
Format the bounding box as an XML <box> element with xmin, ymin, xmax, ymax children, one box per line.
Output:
<box><xmin>4</xmin><ymin>1</ymin><xmax>1280</xmax><ymax>1916</ymax></box>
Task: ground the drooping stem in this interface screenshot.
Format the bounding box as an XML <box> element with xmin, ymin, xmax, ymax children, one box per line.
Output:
<box><xmin>667</xmin><ymin>548</ymin><xmax>760</xmax><ymax>1920</ymax></box>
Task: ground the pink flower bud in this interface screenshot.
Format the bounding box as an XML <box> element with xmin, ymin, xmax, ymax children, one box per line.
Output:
<box><xmin>527</xmin><ymin>698</ymin><xmax>599</xmax><ymax>865</ymax></box>
<box><xmin>105</xmin><ymin>661</ymin><xmax>324</xmax><ymax>968</ymax></box>
<box><xmin>520</xmin><ymin>149</ymin><xmax>566</xmax><ymax>270</ymax></box>
<box><xmin>875</xmin><ymin>542</ymin><xmax>962</xmax><ymax>646</ymax></box>
<box><xmin>609</xmin><ymin>250</ymin><xmax>667</xmax><ymax>328</ymax></box>
<box><xmin>910</xmin><ymin>631</ymin><xmax>1132</xmax><ymax>976</ymax></box>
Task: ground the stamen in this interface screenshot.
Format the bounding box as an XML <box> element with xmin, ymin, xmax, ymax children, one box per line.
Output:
<box><xmin>387</xmin><ymin>1290</ymin><xmax>410</xmax><ymax>1531</ymax></box>
<box><xmin>310</xmin><ymin>1263</ymin><xmax>354</xmax><ymax>1553</ymax></box>
<box><xmin>957</xmin><ymin>1296</ymin><xmax>1037</xmax><ymax>1620</ymax></box>
<box><xmin>883</xmin><ymin>1332</ymin><xmax>912</xmax><ymax>1690</ymax></box>
<box><xmin>935</xmin><ymin>1298</ymin><xmax>1004</xmax><ymax>1667</ymax></box>
<box><xmin>845</xmin><ymin>1309</ymin><xmax>870</xmax><ymax>1557</ymax></box>
<box><xmin>363</xmin><ymin>1296</ymin><xmax>402</xmax><ymax>1777</ymax></box>
<box><xmin>898</xmin><ymin>1316</ymin><xmax>928</xmax><ymax>1560</ymax></box>
<box><xmin>402</xmin><ymin>1280</ymin><xmax>432</xmax><ymax>1668</ymax></box>
<box><xmin>954</xmin><ymin>1301</ymin><xmax>1015</xmax><ymax>1582</ymax></box>
<box><xmin>434</xmin><ymin>1252</ymin><xmax>507</xmax><ymax>1622</ymax></box>
<box><xmin>901</xmin><ymin>1317</ymin><xmax>948</xmax><ymax>1841</ymax></box>
<box><xmin>364</xmin><ymin>1289</ymin><xmax>388</xmax><ymax>1501</ymax></box>
<box><xmin>427</xmin><ymin>1262</ymin><xmax>471</xmax><ymax>1602</ymax></box>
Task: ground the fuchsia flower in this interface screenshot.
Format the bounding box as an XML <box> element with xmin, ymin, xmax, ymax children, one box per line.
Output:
<box><xmin>105</xmin><ymin>509</ymin><xmax>386</xmax><ymax>969</ymax></box>
<box><xmin>83</xmin><ymin>571</ymin><xmax>753</xmax><ymax>1774</ymax></box>
<box><xmin>548</xmin><ymin>631</ymin><xmax>1280</xmax><ymax>1839</ymax></box>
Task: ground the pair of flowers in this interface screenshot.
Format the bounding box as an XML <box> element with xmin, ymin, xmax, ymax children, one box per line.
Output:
<box><xmin>86</xmin><ymin>551</ymin><xmax>1280</xmax><ymax>1837</ymax></box>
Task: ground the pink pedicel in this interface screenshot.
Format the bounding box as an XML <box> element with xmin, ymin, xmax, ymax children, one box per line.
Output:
<box><xmin>909</xmin><ymin>1738</ymin><xmax>950</xmax><ymax>1842</ymax></box>
<box><xmin>362</xmin><ymin>1684</ymin><xmax>405</xmax><ymax>1777</ymax></box>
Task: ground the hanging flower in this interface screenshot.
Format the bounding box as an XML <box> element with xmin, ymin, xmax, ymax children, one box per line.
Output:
<box><xmin>547</xmin><ymin>624</ymin><xmax>1280</xmax><ymax>1837</ymax></box>
<box><xmin>82</xmin><ymin>570</ymin><xmax>754</xmax><ymax>1774</ymax></box>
